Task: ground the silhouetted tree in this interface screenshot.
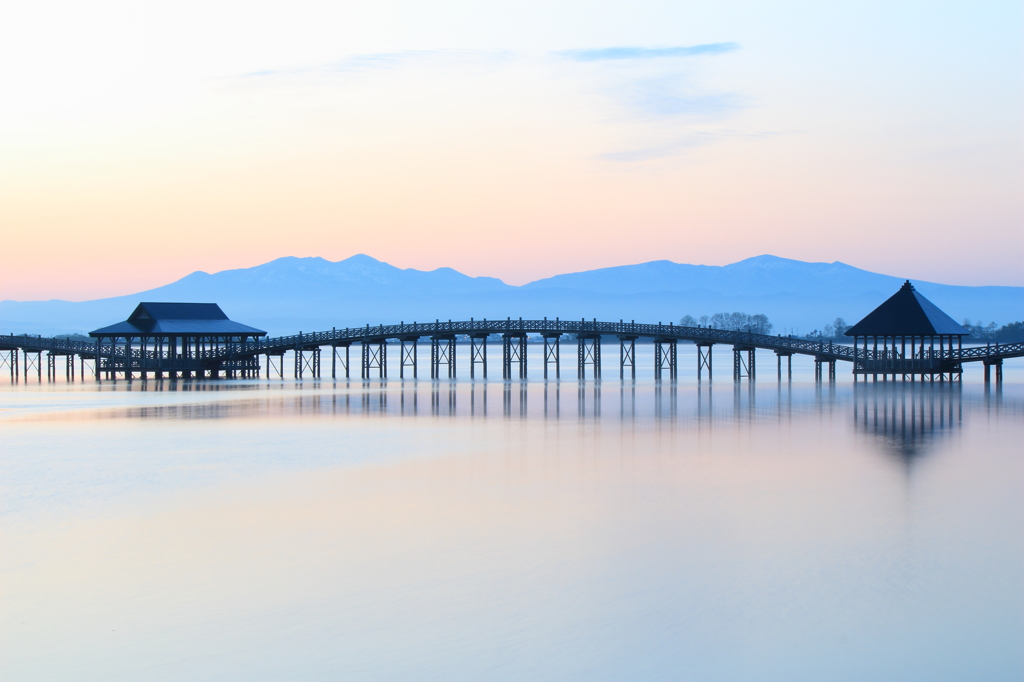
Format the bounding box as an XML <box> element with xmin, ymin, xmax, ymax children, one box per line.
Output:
<box><xmin>820</xmin><ymin>318</ymin><xmax>849</xmax><ymax>339</ymax></box>
<box><xmin>703</xmin><ymin>312</ymin><xmax>773</xmax><ymax>335</ymax></box>
<box><xmin>994</xmin><ymin>322</ymin><xmax>1024</xmax><ymax>343</ymax></box>
<box><xmin>961</xmin><ymin>319</ymin><xmax>1024</xmax><ymax>343</ymax></box>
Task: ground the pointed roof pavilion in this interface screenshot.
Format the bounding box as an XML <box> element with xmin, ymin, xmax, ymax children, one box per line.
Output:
<box><xmin>90</xmin><ymin>303</ymin><xmax>266</xmax><ymax>338</ymax></box>
<box><xmin>845</xmin><ymin>281</ymin><xmax>967</xmax><ymax>338</ymax></box>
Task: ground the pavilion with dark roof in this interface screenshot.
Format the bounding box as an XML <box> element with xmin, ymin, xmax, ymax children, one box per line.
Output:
<box><xmin>845</xmin><ymin>281</ymin><xmax>968</xmax><ymax>381</ymax></box>
<box><xmin>90</xmin><ymin>303</ymin><xmax>266</xmax><ymax>379</ymax></box>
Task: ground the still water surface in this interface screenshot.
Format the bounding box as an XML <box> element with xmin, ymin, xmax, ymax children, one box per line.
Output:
<box><xmin>1</xmin><ymin>352</ymin><xmax>1022</xmax><ymax>681</ymax></box>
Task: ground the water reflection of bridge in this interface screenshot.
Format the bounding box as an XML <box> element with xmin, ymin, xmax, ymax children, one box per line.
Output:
<box><xmin>38</xmin><ymin>380</ymin><xmax>1017</xmax><ymax>462</ymax></box>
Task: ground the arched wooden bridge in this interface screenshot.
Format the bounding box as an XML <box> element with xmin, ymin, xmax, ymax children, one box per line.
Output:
<box><xmin>2</xmin><ymin>317</ymin><xmax>1020</xmax><ymax>383</ymax></box>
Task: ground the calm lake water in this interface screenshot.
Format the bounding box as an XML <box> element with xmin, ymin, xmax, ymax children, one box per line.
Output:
<box><xmin>1</xmin><ymin>346</ymin><xmax>1022</xmax><ymax>681</ymax></box>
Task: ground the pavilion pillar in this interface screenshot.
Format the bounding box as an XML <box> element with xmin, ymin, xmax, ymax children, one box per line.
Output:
<box><xmin>884</xmin><ymin>336</ymin><xmax>889</xmax><ymax>382</ymax></box>
<box><xmin>929</xmin><ymin>336</ymin><xmax>935</xmax><ymax>382</ymax></box>
<box><xmin>910</xmin><ymin>336</ymin><xmax>916</xmax><ymax>382</ymax></box>
<box><xmin>852</xmin><ymin>336</ymin><xmax>857</xmax><ymax>383</ymax></box>
<box><xmin>939</xmin><ymin>335</ymin><xmax>945</xmax><ymax>382</ymax></box>
<box><xmin>872</xmin><ymin>336</ymin><xmax>878</xmax><ymax>382</ymax></box>
<box><xmin>900</xmin><ymin>335</ymin><xmax>906</xmax><ymax>382</ymax></box>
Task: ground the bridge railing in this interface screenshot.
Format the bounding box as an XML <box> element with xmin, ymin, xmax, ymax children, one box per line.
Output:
<box><xmin>949</xmin><ymin>342</ymin><xmax>1024</xmax><ymax>361</ymax></box>
<box><xmin>6</xmin><ymin>328</ymin><xmax>1023</xmax><ymax>366</ymax></box>
<box><xmin>214</xmin><ymin>320</ymin><xmax>875</xmax><ymax>362</ymax></box>
<box><xmin>2</xmin><ymin>334</ymin><xmax>98</xmax><ymax>355</ymax></box>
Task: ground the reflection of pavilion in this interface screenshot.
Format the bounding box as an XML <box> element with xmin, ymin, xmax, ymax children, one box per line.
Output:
<box><xmin>853</xmin><ymin>384</ymin><xmax>962</xmax><ymax>461</ymax></box>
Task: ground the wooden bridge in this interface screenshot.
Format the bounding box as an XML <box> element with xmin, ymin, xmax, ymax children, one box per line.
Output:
<box><xmin>2</xmin><ymin>318</ymin><xmax>1020</xmax><ymax>383</ymax></box>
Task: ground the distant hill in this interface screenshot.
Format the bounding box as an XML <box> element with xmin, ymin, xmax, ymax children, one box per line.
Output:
<box><xmin>1</xmin><ymin>254</ymin><xmax>1020</xmax><ymax>336</ymax></box>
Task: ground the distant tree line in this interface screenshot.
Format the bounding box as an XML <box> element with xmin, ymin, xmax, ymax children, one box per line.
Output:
<box><xmin>961</xmin><ymin>320</ymin><xmax>1024</xmax><ymax>344</ymax></box>
<box><xmin>679</xmin><ymin>312</ymin><xmax>773</xmax><ymax>335</ymax></box>
<box><xmin>802</xmin><ymin>318</ymin><xmax>850</xmax><ymax>340</ymax></box>
<box><xmin>14</xmin><ymin>332</ymin><xmax>92</xmax><ymax>341</ymax></box>
<box><xmin>797</xmin><ymin>318</ymin><xmax>1024</xmax><ymax>343</ymax></box>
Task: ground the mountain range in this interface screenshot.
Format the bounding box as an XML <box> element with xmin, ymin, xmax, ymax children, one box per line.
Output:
<box><xmin>2</xmin><ymin>255</ymin><xmax>1020</xmax><ymax>336</ymax></box>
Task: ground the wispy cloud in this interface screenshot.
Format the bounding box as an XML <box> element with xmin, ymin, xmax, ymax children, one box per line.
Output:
<box><xmin>556</xmin><ymin>43</ymin><xmax>744</xmax><ymax>121</ymax></box>
<box><xmin>558</xmin><ymin>43</ymin><xmax>748</xmax><ymax>159</ymax></box>
<box><xmin>622</xmin><ymin>75</ymin><xmax>743</xmax><ymax>118</ymax></box>
<box><xmin>599</xmin><ymin>136</ymin><xmax>714</xmax><ymax>163</ymax></box>
<box><xmin>236</xmin><ymin>50</ymin><xmax>513</xmax><ymax>80</ymax></box>
<box><xmin>601</xmin><ymin>130</ymin><xmax>777</xmax><ymax>163</ymax></box>
<box><xmin>559</xmin><ymin>43</ymin><xmax>738</xmax><ymax>62</ymax></box>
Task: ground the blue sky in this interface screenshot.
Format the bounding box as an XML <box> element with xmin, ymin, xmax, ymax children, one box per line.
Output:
<box><xmin>0</xmin><ymin>0</ymin><xmax>1021</xmax><ymax>299</ymax></box>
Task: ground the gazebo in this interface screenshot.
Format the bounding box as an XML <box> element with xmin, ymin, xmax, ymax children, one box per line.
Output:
<box><xmin>90</xmin><ymin>303</ymin><xmax>266</xmax><ymax>380</ymax></box>
<box><xmin>845</xmin><ymin>281</ymin><xmax>968</xmax><ymax>382</ymax></box>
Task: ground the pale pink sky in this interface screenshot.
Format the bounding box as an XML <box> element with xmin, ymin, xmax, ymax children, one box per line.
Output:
<box><xmin>1</xmin><ymin>1</ymin><xmax>1021</xmax><ymax>301</ymax></box>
